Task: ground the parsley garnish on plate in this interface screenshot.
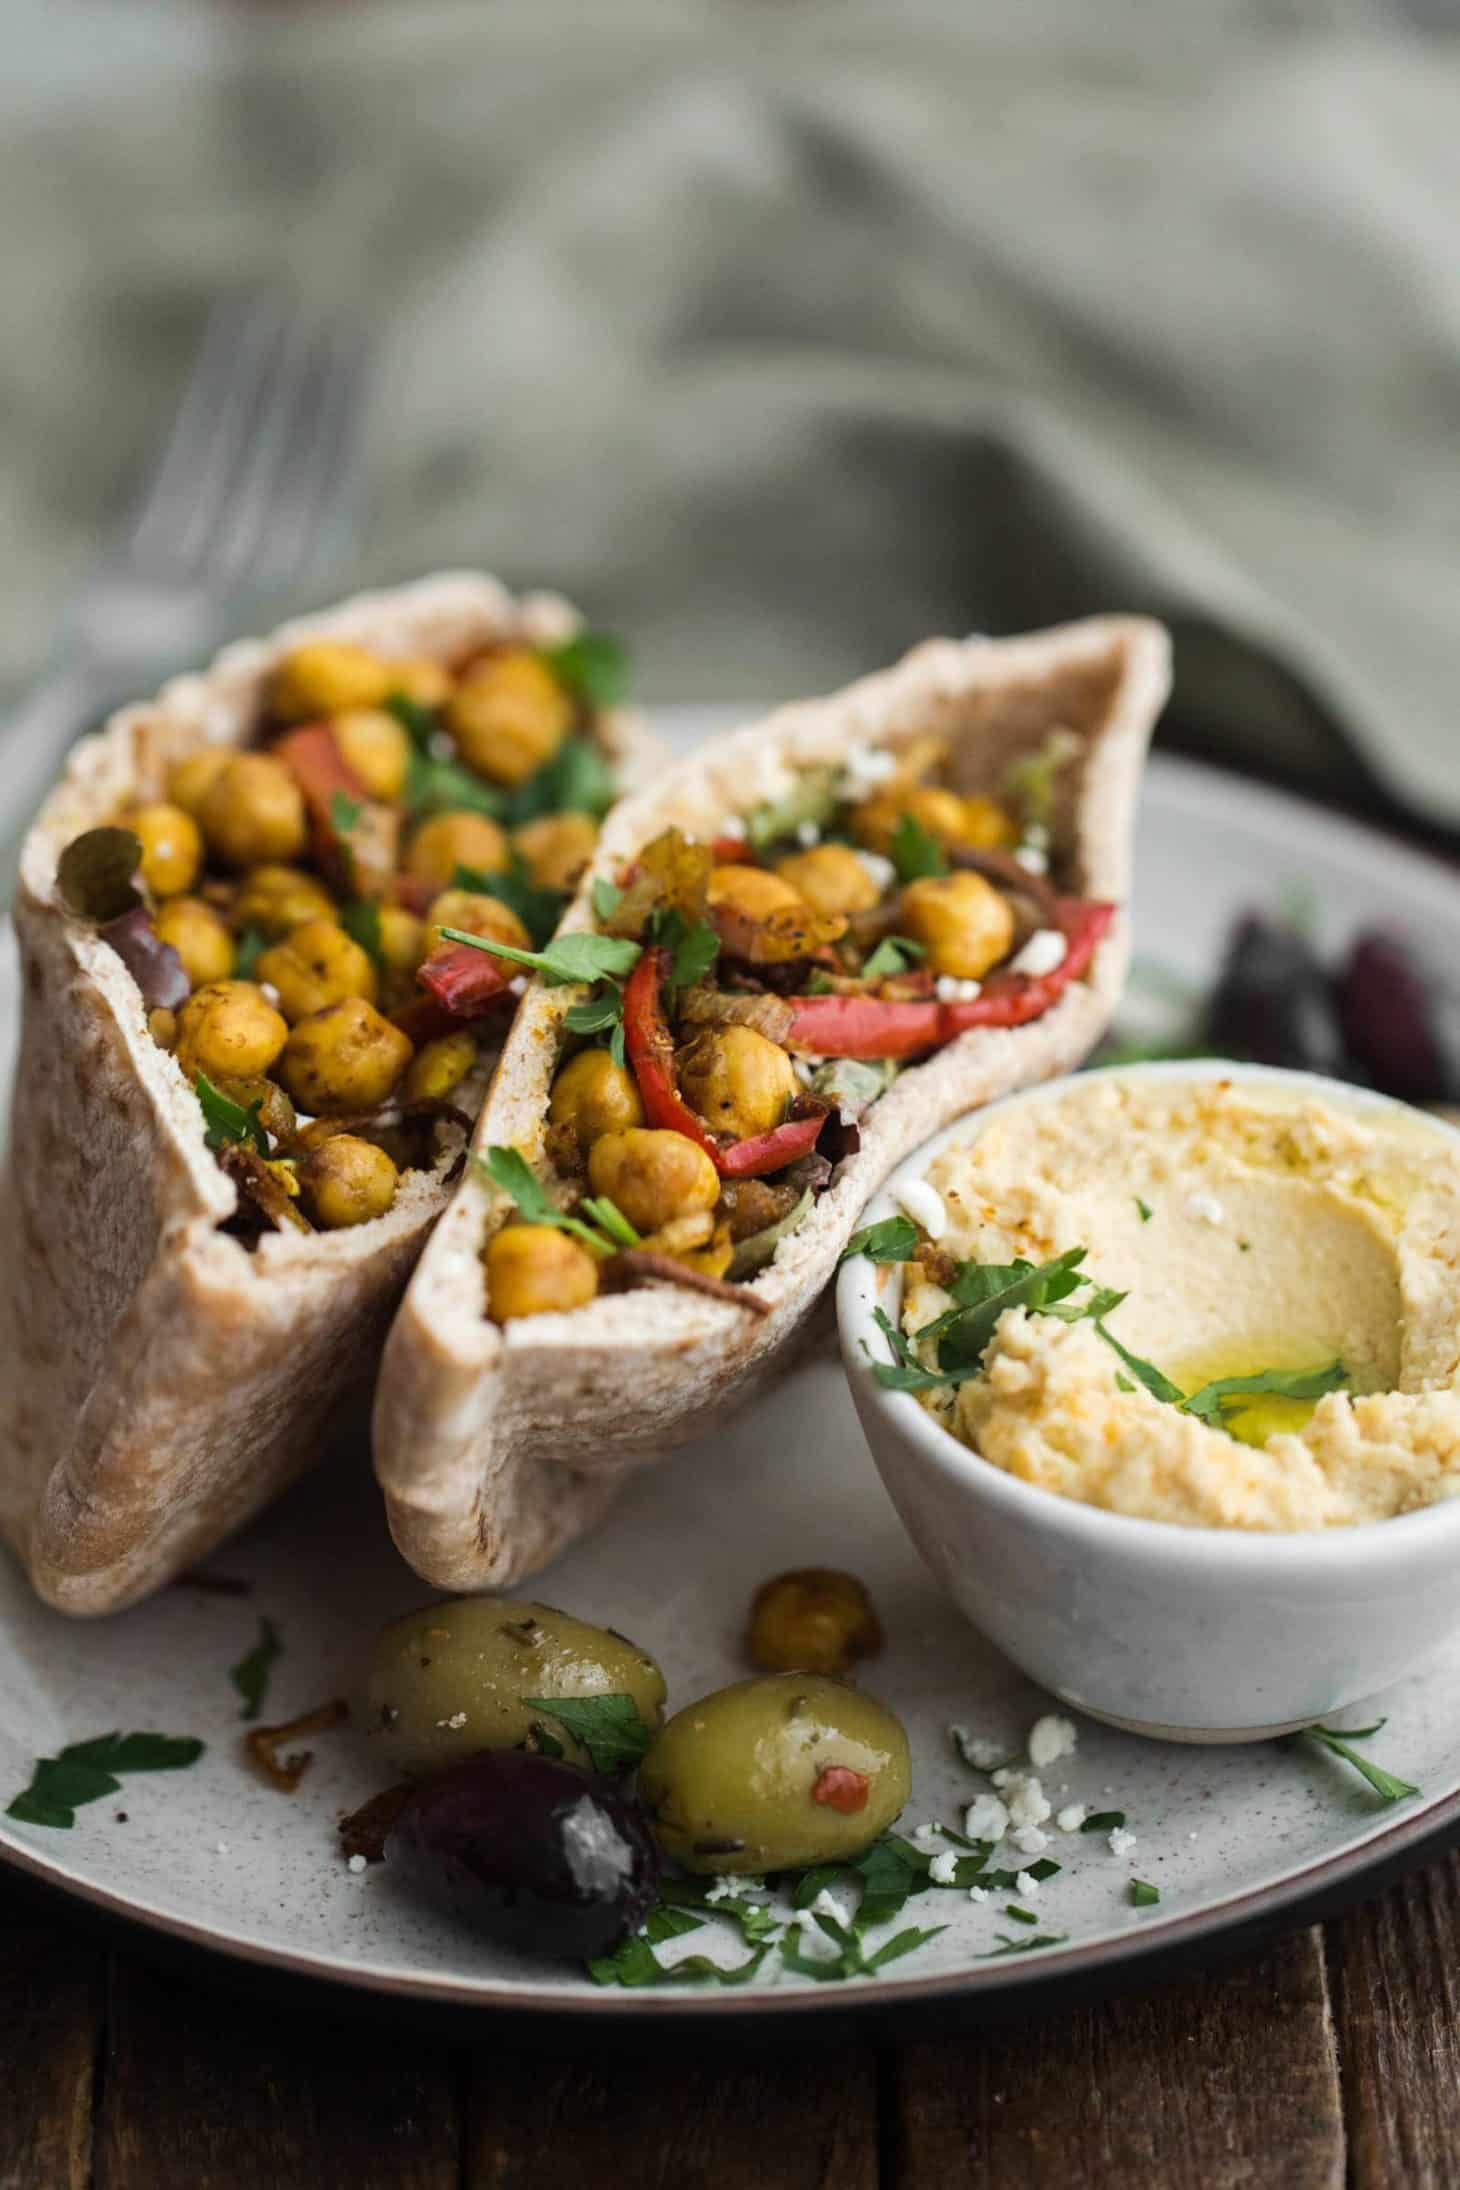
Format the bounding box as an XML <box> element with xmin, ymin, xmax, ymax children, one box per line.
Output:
<box><xmin>1129</xmin><ymin>1880</ymin><xmax>1161</xmax><ymax>1906</ymax></box>
<box><xmin>890</xmin><ymin>811</ymin><xmax>950</xmax><ymax>884</ymax></box>
<box><xmin>439</xmin><ymin>926</ymin><xmax>641</xmax><ymax>988</ymax></box>
<box><xmin>588</xmin><ymin>1937</ymin><xmax>772</xmax><ymax>1989</ymax></box>
<box><xmin>840</xmin><ymin>1214</ymin><xmax>919</xmax><ymax>1266</ymax></box>
<box><xmin>195</xmin><ymin>1071</ymin><xmax>268</xmax><ymax>1156</ymax></box>
<box><xmin>983</xmin><ymin>1930</ymin><xmax>1069</xmax><ymax>1957</ymax></box>
<box><xmin>475</xmin><ymin>1146</ymin><xmax>639</xmax><ymax>1257</ymax></box>
<box><xmin>1081</xmin><ymin>1810</ymin><xmax>1127</xmax><ymax>1834</ymax></box>
<box><xmin>7</xmin><ymin>1732</ymin><xmax>205</xmax><ymax>1830</ymax></box>
<box><xmin>1292</xmin><ymin>1719</ymin><xmax>1418</xmax><ymax>1804</ymax></box>
<box><xmin>230</xmin><ymin>1616</ymin><xmax>283</xmax><ymax>1723</ymax></box>
<box><xmin>520</xmin><ymin>1694</ymin><xmax>654</xmax><ymax>1775</ymax></box>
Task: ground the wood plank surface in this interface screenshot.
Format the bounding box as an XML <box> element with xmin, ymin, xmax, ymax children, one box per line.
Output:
<box><xmin>0</xmin><ymin>1879</ymin><xmax>103</xmax><ymax>2190</ymax></box>
<box><xmin>466</xmin><ymin>2044</ymin><xmax>879</xmax><ymax>2190</ymax></box>
<box><xmin>1327</xmin><ymin>1847</ymin><xmax>1460</xmax><ymax>2190</ymax></box>
<box><xmin>96</xmin><ymin>1955</ymin><xmax>462</xmax><ymax>2190</ymax></box>
<box><xmin>883</xmin><ymin>1927</ymin><xmax>1344</xmax><ymax>2189</ymax></box>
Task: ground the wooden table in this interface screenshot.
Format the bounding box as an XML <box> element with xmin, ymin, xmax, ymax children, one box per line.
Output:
<box><xmin>3</xmin><ymin>1846</ymin><xmax>1456</xmax><ymax>2186</ymax></box>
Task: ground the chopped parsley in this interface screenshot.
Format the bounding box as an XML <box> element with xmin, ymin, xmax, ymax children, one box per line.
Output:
<box><xmin>1003</xmin><ymin>1903</ymin><xmax>1039</xmax><ymax>1925</ymax></box>
<box><xmin>890</xmin><ymin>811</ymin><xmax>949</xmax><ymax>883</ymax></box>
<box><xmin>7</xmin><ymin>1731</ymin><xmax>205</xmax><ymax>1830</ymax></box>
<box><xmin>402</xmin><ymin>747</ymin><xmax>507</xmax><ymax>821</ymax></box>
<box><xmin>562</xmin><ymin>983</ymin><xmax>628</xmax><ymax>1069</ymax></box>
<box><xmin>476</xmin><ymin>1146</ymin><xmax>637</xmax><ymax>1257</ymax></box>
<box><xmin>645</xmin><ymin>905</ymin><xmax>720</xmax><ymax>990</ymax></box>
<box><xmin>983</xmin><ymin>1930</ymin><xmax>1069</xmax><ymax>1957</ymax></box>
<box><xmin>452</xmin><ymin>858</ymin><xmax>566</xmax><ymax>952</ymax></box>
<box><xmin>328</xmin><ymin>791</ymin><xmax>362</xmax><ymax>836</ymax></box>
<box><xmin>1134</xmin><ymin>1196</ymin><xmax>1153</xmax><ymax>1223</ymax></box>
<box><xmin>588</xmin><ymin>1937</ymin><xmax>771</xmax><ymax>1988</ymax></box>
<box><xmin>233</xmin><ymin>925</ymin><xmax>268</xmax><ymax>980</ymax></box>
<box><xmin>195</xmin><ymin>1071</ymin><xmax>268</xmax><ymax>1156</ymax></box>
<box><xmin>1293</xmin><ymin>1720</ymin><xmax>1418</xmax><ymax>1804</ymax></box>
<box><xmin>504</xmin><ymin>734</ymin><xmax>618</xmax><ymax>825</ymax></box>
<box><xmin>229</xmin><ymin>1616</ymin><xmax>283</xmax><ymax>1723</ymax></box>
<box><xmin>1092</xmin><ymin>1323</ymin><xmax>1185</xmax><ymax>1405</ymax></box>
<box><xmin>591</xmin><ymin>878</ymin><xmax>624</xmax><ymax>923</ymax></box>
<box><xmin>1182</xmin><ymin>1361</ymin><xmax>1348</xmax><ymax>1428</ymax></box>
<box><xmin>539</xmin><ymin>631</ymin><xmax>631</xmax><ymax>712</ymax></box>
<box><xmin>521</xmin><ymin>1693</ymin><xmax>654</xmax><ymax>1775</ymax></box>
<box><xmin>840</xmin><ymin>1214</ymin><xmax>919</xmax><ymax>1266</ymax></box>
<box><xmin>861</xmin><ymin>935</ymin><xmax>926</xmax><ymax>980</ymax></box>
<box><xmin>1128</xmin><ymin>1880</ymin><xmax>1161</xmax><ymax>1907</ymax></box>
<box><xmin>869</xmin><ymin>1248</ymin><xmax>1097</xmax><ymax>1391</ymax></box>
<box><xmin>339</xmin><ymin>898</ymin><xmax>385</xmax><ymax>972</ymax></box>
<box><xmin>1080</xmin><ymin>1810</ymin><xmax>1127</xmax><ymax>1835</ymax></box>
<box><xmin>439</xmin><ymin>926</ymin><xmax>640</xmax><ymax>988</ymax></box>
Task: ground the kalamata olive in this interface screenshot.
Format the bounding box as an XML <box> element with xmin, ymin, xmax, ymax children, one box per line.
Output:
<box><xmin>385</xmin><ymin>1751</ymin><xmax>661</xmax><ymax>1960</ymax></box>
<box><xmin>57</xmin><ymin>826</ymin><xmax>143</xmax><ymax>922</ymax></box>
<box><xmin>1207</xmin><ymin>915</ymin><xmax>1348</xmax><ymax>1076</ymax></box>
<box><xmin>1338</xmin><ymin>930</ymin><xmax>1460</xmax><ymax>1105</ymax></box>
<box><xmin>100</xmin><ymin>906</ymin><xmax>190</xmax><ymax>1011</ymax></box>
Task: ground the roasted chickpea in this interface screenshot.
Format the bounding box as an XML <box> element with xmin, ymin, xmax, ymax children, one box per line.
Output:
<box><xmin>255</xmin><ymin>918</ymin><xmax>378</xmax><ymax>1024</ymax></box>
<box><xmin>900</xmin><ymin>871</ymin><xmax>1016</xmax><ymax>979</ymax></box>
<box><xmin>330</xmin><ymin>708</ymin><xmax>411</xmax><ymax>802</ymax></box>
<box><xmin>512</xmin><ymin>812</ymin><xmax>598</xmax><ymax>892</ymax></box>
<box><xmin>174</xmin><ymin>981</ymin><xmax>289</xmax><ymax>1083</ymax></box>
<box><xmin>269</xmin><ymin>641</ymin><xmax>389</xmax><ymax>722</ymax></box>
<box><xmin>153</xmin><ymin>896</ymin><xmax>235</xmax><ymax>988</ymax></box>
<box><xmin>706</xmin><ymin>864</ymin><xmax>806</xmax><ymax>924</ymax></box>
<box><xmin>404</xmin><ymin>811</ymin><xmax>509</xmax><ymax>888</ymax></box>
<box><xmin>639</xmin><ymin>1674</ymin><xmax>911</xmax><ymax>1874</ymax></box>
<box><xmin>275</xmin><ymin>996</ymin><xmax>413</xmax><ymax>1114</ymax></box>
<box><xmin>402</xmin><ymin>1031</ymin><xmax>478</xmax><ymax>1105</ymax></box>
<box><xmin>485</xmin><ymin>1224</ymin><xmax>599</xmax><ymax>1321</ymax></box>
<box><xmin>678</xmin><ymin>1026</ymin><xmax>795</xmax><ymax>1141</ymax></box>
<box><xmin>125</xmin><ymin>801</ymin><xmax>203</xmax><ymax>899</ymax></box>
<box><xmin>383</xmin><ymin>655</ymin><xmax>452</xmax><ymax>709</ymax></box>
<box><xmin>197</xmin><ymin>753</ymin><xmax>307</xmax><ymax>870</ymax></box>
<box><xmin>774</xmin><ymin>842</ymin><xmax>881</xmax><ymax>919</ymax></box>
<box><xmin>165</xmin><ymin>747</ymin><xmax>229</xmax><ymax>819</ymax></box>
<box><xmin>447</xmin><ymin>650</ymin><xmax>573</xmax><ymax>786</ymax></box>
<box><xmin>957</xmin><ymin>794</ymin><xmax>1019</xmax><ymax>850</ymax></box>
<box><xmin>586</xmin><ymin>1127</ymin><xmax>720</xmax><ymax>1236</ymax></box>
<box><xmin>547</xmin><ymin>1049</ymin><xmax>644</xmax><ymax>1154</ymax></box>
<box><xmin>212</xmin><ymin>1074</ymin><xmax>297</xmax><ymax>1145</ymax></box>
<box><xmin>233</xmin><ymin>863</ymin><xmax>337</xmax><ymax>938</ymax></box>
<box><xmin>746</xmin><ymin>1570</ymin><xmax>884</xmax><ymax>1677</ymax></box>
<box><xmin>852</xmin><ymin>784</ymin><xmax>1017</xmax><ymax>857</ymax></box>
<box><xmin>378</xmin><ymin>904</ymin><xmax>428</xmax><ymax>977</ymax></box>
<box><xmin>424</xmin><ymin>889</ymin><xmax>529</xmax><ymax>955</ymax></box>
<box><xmin>299</xmin><ymin>1133</ymin><xmax>399</xmax><ymax>1228</ymax></box>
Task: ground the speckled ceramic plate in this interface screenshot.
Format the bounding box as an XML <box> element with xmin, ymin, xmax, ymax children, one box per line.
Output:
<box><xmin>4</xmin><ymin>724</ymin><xmax>1460</xmax><ymax>2021</ymax></box>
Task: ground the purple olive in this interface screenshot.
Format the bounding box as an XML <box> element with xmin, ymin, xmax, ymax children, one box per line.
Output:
<box><xmin>1338</xmin><ymin>930</ymin><xmax>1460</xmax><ymax>1104</ymax></box>
<box><xmin>385</xmin><ymin>1751</ymin><xmax>661</xmax><ymax>1960</ymax></box>
<box><xmin>1207</xmin><ymin>915</ymin><xmax>1349</xmax><ymax>1077</ymax></box>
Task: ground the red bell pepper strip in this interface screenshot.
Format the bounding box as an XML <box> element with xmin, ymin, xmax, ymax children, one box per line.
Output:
<box><xmin>390</xmin><ymin>873</ymin><xmax>440</xmax><ymax>919</ymax></box>
<box><xmin>623</xmin><ymin>947</ymin><xmax>826</xmax><ymax>1178</ymax></box>
<box><xmin>275</xmin><ymin>721</ymin><xmax>368</xmax><ymax>832</ymax></box>
<box><xmin>784</xmin><ymin>994</ymin><xmax>943</xmax><ymax>1060</ymax></box>
<box><xmin>938</xmin><ymin>899</ymin><xmax>1115</xmax><ymax>1037</ymax></box>
<box><xmin>411</xmin><ymin>944</ymin><xmax>515</xmax><ymax>1029</ymax></box>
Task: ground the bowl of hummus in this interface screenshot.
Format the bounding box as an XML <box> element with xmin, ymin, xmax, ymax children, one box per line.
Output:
<box><xmin>837</xmin><ymin>1061</ymin><xmax>1460</xmax><ymax>1740</ymax></box>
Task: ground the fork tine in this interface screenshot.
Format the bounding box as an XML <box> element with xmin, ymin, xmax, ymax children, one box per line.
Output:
<box><xmin>126</xmin><ymin>296</ymin><xmax>287</xmax><ymax>570</ymax></box>
<box><xmin>206</xmin><ymin>312</ymin><xmax>331</xmax><ymax>588</ymax></box>
<box><xmin>251</xmin><ymin>327</ymin><xmax>365</xmax><ymax>590</ymax></box>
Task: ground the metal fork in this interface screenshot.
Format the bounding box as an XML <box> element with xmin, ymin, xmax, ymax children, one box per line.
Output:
<box><xmin>2</xmin><ymin>294</ymin><xmax>363</xmax><ymax>868</ymax></box>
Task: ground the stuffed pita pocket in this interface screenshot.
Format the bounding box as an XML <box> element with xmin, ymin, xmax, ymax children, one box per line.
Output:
<box><xmin>374</xmin><ymin>615</ymin><xmax>1169</xmax><ymax>1591</ymax></box>
<box><xmin>0</xmin><ymin>570</ymin><xmax>654</xmax><ymax>1613</ymax></box>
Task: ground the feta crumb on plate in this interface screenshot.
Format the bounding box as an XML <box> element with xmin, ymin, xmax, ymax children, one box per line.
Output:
<box><xmin>928</xmin><ymin>1850</ymin><xmax>960</xmax><ymax>1886</ymax></box>
<box><xmin>965</xmin><ymin>1794</ymin><xmax>1010</xmax><ymax>1842</ymax></box>
<box><xmin>1109</xmin><ymin>1826</ymin><xmax>1138</xmax><ymax>1856</ymax></box>
<box><xmin>347</xmin><ymin>1853</ymin><xmax>367</xmax><ymax>1875</ymax></box>
<box><xmin>1027</xmin><ymin>1715</ymin><xmax>1078</xmax><ymax>1770</ymax></box>
<box><xmin>1056</xmin><ymin>1804</ymin><xmax>1087</xmax><ymax>1833</ymax></box>
<box><xmin>1014</xmin><ymin>1869</ymin><xmax>1042</xmax><ymax>1897</ymax></box>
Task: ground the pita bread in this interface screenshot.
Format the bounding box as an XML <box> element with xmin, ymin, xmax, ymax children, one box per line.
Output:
<box><xmin>374</xmin><ymin>615</ymin><xmax>1170</xmax><ymax>1591</ymax></box>
<box><xmin>0</xmin><ymin>572</ymin><xmax>655</xmax><ymax>1614</ymax></box>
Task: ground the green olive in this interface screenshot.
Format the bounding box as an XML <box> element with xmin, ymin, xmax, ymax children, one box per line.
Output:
<box><xmin>365</xmin><ymin>1598</ymin><xmax>667</xmax><ymax>1779</ymax></box>
<box><xmin>638</xmin><ymin>1673</ymin><xmax>910</xmax><ymax>1874</ymax></box>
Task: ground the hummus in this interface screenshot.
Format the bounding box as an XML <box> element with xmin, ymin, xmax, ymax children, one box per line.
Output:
<box><xmin>901</xmin><ymin>1077</ymin><xmax>1460</xmax><ymax>1530</ymax></box>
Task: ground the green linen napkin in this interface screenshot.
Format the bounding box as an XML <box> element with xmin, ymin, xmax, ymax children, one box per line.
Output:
<box><xmin>3</xmin><ymin>0</ymin><xmax>1457</xmax><ymax>824</ymax></box>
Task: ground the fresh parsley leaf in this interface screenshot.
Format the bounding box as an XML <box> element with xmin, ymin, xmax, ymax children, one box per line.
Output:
<box><xmin>804</xmin><ymin>968</ymin><xmax>837</xmax><ymax>995</ymax></box>
<box><xmin>981</xmin><ymin>1860</ymin><xmax>1061</xmax><ymax>1891</ymax></box>
<box><xmin>782</xmin><ymin>1904</ymin><xmax>947</xmax><ymax>1982</ymax></box>
<box><xmin>1092</xmin><ymin>1322</ymin><xmax>1185</xmax><ymax>1405</ymax></box>
<box><xmin>861</xmin><ymin>935</ymin><xmax>926</xmax><ymax>980</ymax></box>
<box><xmin>934</xmin><ymin>1249</ymin><xmax>1091</xmax><ymax>1372</ymax></box>
<box><xmin>890</xmin><ymin>811</ymin><xmax>949</xmax><ymax>883</ymax></box>
<box><xmin>339</xmin><ymin>898</ymin><xmax>385</xmax><ymax>972</ymax></box>
<box><xmin>521</xmin><ymin>1693</ymin><xmax>654</xmax><ymax>1775</ymax></box>
<box><xmin>233</xmin><ymin>925</ymin><xmax>268</xmax><ymax>980</ymax></box>
<box><xmin>578</xmin><ymin>1196</ymin><xmax>640</xmax><ymax>1249</ymax></box>
<box><xmin>642</xmin><ymin>1905</ymin><xmax>705</xmax><ymax>1946</ymax></box>
<box><xmin>452</xmin><ymin>859</ymin><xmax>566</xmax><ymax>952</ymax></box>
<box><xmin>587</xmin><ymin>1935</ymin><xmax>770</xmax><ymax>1988</ymax></box>
<box><xmin>540</xmin><ymin>632</ymin><xmax>631</xmax><ymax>711</ymax></box>
<box><xmin>849</xmin><ymin>1835</ymin><xmax>928</xmax><ymax>1927</ymax></box>
<box><xmin>1134</xmin><ymin>1196</ymin><xmax>1153</xmax><ymax>1223</ymax></box>
<box><xmin>744</xmin><ymin>768</ymin><xmax>840</xmax><ymax>855</ymax></box>
<box><xmin>529</xmin><ymin>1724</ymin><xmax>565</xmax><ymax>1760</ymax></box>
<box><xmin>645</xmin><ymin>905</ymin><xmax>720</xmax><ymax>990</ymax></box>
<box><xmin>195</xmin><ymin>1071</ymin><xmax>268</xmax><ymax>1156</ymax></box>
<box><xmin>792</xmin><ymin>1864</ymin><xmax>850</xmax><ymax>1910</ymax></box>
<box><xmin>1081</xmin><ymin>1810</ymin><xmax>1127</xmax><ymax>1834</ymax></box>
<box><xmin>1129</xmin><ymin>1879</ymin><xmax>1161</xmax><ymax>1906</ymax></box>
<box><xmin>230</xmin><ymin>1616</ymin><xmax>282</xmax><ymax>1723</ymax></box>
<box><xmin>867</xmin><ymin>1307</ymin><xmax>965</xmax><ymax>1392</ymax></box>
<box><xmin>329</xmin><ymin>791</ymin><xmax>362</xmax><ymax>835</ymax></box>
<box><xmin>440</xmin><ymin>926</ymin><xmax>640</xmax><ymax>988</ymax></box>
<box><xmin>475</xmin><ymin>1146</ymin><xmax>619</xmax><ymax>1257</ymax></box>
<box><xmin>1296</xmin><ymin>1722</ymin><xmax>1418</xmax><ymax>1804</ymax></box>
<box><xmin>840</xmin><ymin>1214</ymin><xmax>919</xmax><ymax>1266</ymax></box>
<box><xmin>385</xmin><ymin>692</ymin><xmax>441</xmax><ymax>751</ymax></box>
<box><xmin>591</xmin><ymin>877</ymin><xmax>624</xmax><ymax>923</ymax></box>
<box><xmin>563</xmin><ymin>986</ymin><xmax>626</xmax><ymax>1048</ymax></box>
<box><xmin>6</xmin><ymin>1731</ymin><xmax>204</xmax><ymax>1829</ymax></box>
<box><xmin>403</xmin><ymin>747</ymin><xmax>507</xmax><ymax>821</ymax></box>
<box><xmin>504</xmin><ymin>734</ymin><xmax>618</xmax><ymax>824</ymax></box>
<box><xmin>1115</xmin><ymin>1372</ymin><xmax>1136</xmax><ymax>1393</ymax></box>
<box><xmin>984</xmin><ymin>1930</ymin><xmax>1069</xmax><ymax>1957</ymax></box>
<box><xmin>861</xmin><ymin>1924</ymin><xmax>948</xmax><ymax>1972</ymax></box>
<box><xmin>1182</xmin><ymin>1361</ymin><xmax>1348</xmax><ymax>1427</ymax></box>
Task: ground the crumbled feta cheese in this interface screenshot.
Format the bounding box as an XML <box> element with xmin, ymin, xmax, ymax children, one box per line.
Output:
<box><xmin>435</xmin><ymin>1711</ymin><xmax>468</xmax><ymax>1730</ymax></box>
<box><xmin>935</xmin><ymin>975</ymin><xmax>983</xmax><ymax>1004</ymax></box>
<box><xmin>912</xmin><ymin>1822</ymin><xmax>945</xmax><ymax>1847</ymax></box>
<box><xmin>928</xmin><ymin>1850</ymin><xmax>960</xmax><ymax>1886</ymax></box>
<box><xmin>964</xmin><ymin>1794</ymin><xmax>1010</xmax><ymax>1842</ymax></box>
<box><xmin>794</xmin><ymin>819</ymin><xmax>821</xmax><ymax>848</ymax></box>
<box><xmin>811</xmin><ymin>1887</ymin><xmax>847</xmax><ymax>1923</ymax></box>
<box><xmin>1056</xmin><ymin>1804</ymin><xmax>1087</xmax><ymax>1834</ymax></box>
<box><xmin>952</xmin><ymin>1728</ymin><xmax>1007</xmax><ymax>1770</ymax></box>
<box><xmin>1109</xmin><ymin>1826</ymin><xmax>1137</xmax><ymax>1856</ymax></box>
<box><xmin>990</xmin><ymin>1767</ymin><xmax>1011</xmax><ymax>1790</ymax></box>
<box><xmin>1002</xmin><ymin>1771</ymin><xmax>1052</xmax><ymax>1833</ymax></box>
<box><xmin>853</xmin><ymin>848</ymin><xmax>898</xmax><ymax>891</ymax></box>
<box><xmin>1014</xmin><ymin>1870</ymin><xmax>1042</xmax><ymax>1897</ymax></box>
<box><xmin>1012</xmin><ymin>844</ymin><xmax>1049</xmax><ymax>875</ymax></box>
<box><xmin>1028</xmin><ymin>1715</ymin><xmax>1078</xmax><ymax>1770</ymax></box>
<box><xmin>895</xmin><ymin>1177</ymin><xmax>947</xmax><ymax>1241</ymax></box>
<box><xmin>508</xmin><ymin>975</ymin><xmax>528</xmax><ymax>997</ymax></box>
<box><xmin>215</xmin><ymin>1841</ymin><xmax>230</xmax><ymax>1856</ymax></box>
<box><xmin>839</xmin><ymin>746</ymin><xmax>900</xmax><ymax>798</ymax></box>
<box><xmin>1184</xmin><ymin>1190</ymin><xmax>1225</xmax><ymax>1227</ymax></box>
<box><xmin>1012</xmin><ymin>1825</ymin><xmax>1051</xmax><ymax>1856</ymax></box>
<box><xmin>348</xmin><ymin>1853</ymin><xmax>367</xmax><ymax>1875</ymax></box>
<box><xmin>1010</xmin><ymin>928</ymin><xmax>1069</xmax><ymax>979</ymax></box>
<box><xmin>968</xmin><ymin>1884</ymin><xmax>989</xmax><ymax>1903</ymax></box>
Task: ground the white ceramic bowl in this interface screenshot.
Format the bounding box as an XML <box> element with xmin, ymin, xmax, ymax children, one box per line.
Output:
<box><xmin>837</xmin><ymin>1060</ymin><xmax>1460</xmax><ymax>1743</ymax></box>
